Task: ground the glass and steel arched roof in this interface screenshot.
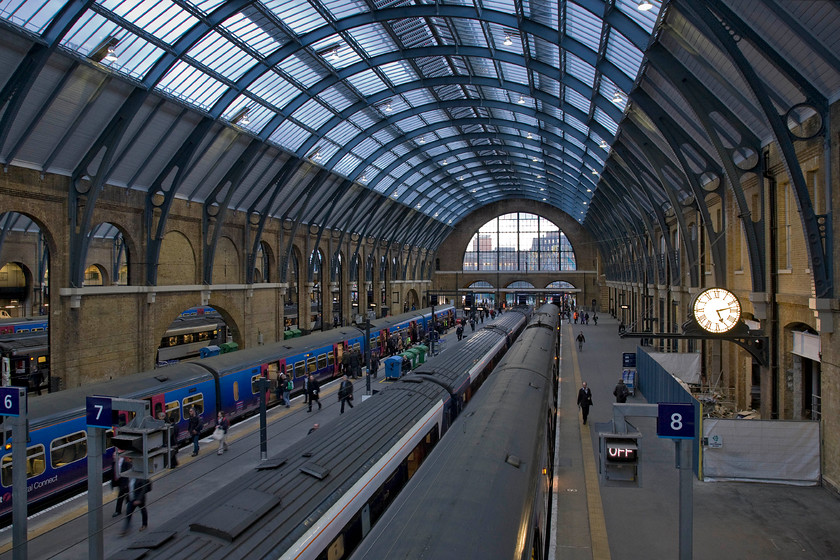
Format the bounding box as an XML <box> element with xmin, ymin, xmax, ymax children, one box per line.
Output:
<box><xmin>0</xmin><ymin>0</ymin><xmax>662</xmax><ymax>228</ymax></box>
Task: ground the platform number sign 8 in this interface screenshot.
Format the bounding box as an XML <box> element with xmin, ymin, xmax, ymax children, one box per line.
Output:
<box><xmin>657</xmin><ymin>403</ymin><xmax>695</xmax><ymax>439</ymax></box>
<box><xmin>0</xmin><ymin>387</ymin><xmax>22</xmax><ymax>417</ymax></box>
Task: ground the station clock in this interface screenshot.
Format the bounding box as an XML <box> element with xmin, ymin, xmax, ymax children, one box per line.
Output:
<box><xmin>691</xmin><ymin>288</ymin><xmax>741</xmax><ymax>333</ymax></box>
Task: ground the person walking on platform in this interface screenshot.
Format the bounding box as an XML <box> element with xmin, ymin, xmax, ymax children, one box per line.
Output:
<box><xmin>216</xmin><ymin>411</ymin><xmax>230</xmax><ymax>455</ymax></box>
<box><xmin>614</xmin><ymin>378</ymin><xmax>630</xmax><ymax>403</ymax></box>
<box><xmin>456</xmin><ymin>323</ymin><xmax>464</xmax><ymax>341</ymax></box>
<box><xmin>112</xmin><ymin>455</ymin><xmax>131</xmax><ymax>517</ymax></box>
<box><xmin>283</xmin><ymin>375</ymin><xmax>293</xmax><ymax>407</ymax></box>
<box><xmin>120</xmin><ymin>476</ymin><xmax>150</xmax><ymax>536</ymax></box>
<box><xmin>303</xmin><ymin>374</ymin><xmax>310</xmax><ymax>404</ymax></box>
<box><xmin>577</xmin><ymin>382</ymin><xmax>593</xmax><ymax>424</ymax></box>
<box><xmin>576</xmin><ymin>331</ymin><xmax>586</xmax><ymax>351</ymax></box>
<box><xmin>370</xmin><ymin>351</ymin><xmax>380</xmax><ymax>378</ymax></box>
<box><xmin>187</xmin><ymin>406</ymin><xmax>202</xmax><ymax>457</ymax></box>
<box><xmin>307</xmin><ymin>374</ymin><xmax>321</xmax><ymax>412</ymax></box>
<box><xmin>339</xmin><ymin>375</ymin><xmax>354</xmax><ymax>414</ymax></box>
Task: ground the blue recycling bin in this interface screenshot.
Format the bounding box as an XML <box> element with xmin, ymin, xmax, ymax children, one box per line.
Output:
<box><xmin>384</xmin><ymin>355</ymin><xmax>403</xmax><ymax>379</ymax></box>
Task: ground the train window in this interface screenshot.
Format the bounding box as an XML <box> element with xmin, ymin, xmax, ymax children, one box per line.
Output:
<box><xmin>105</xmin><ymin>429</ymin><xmax>115</xmax><ymax>450</ymax></box>
<box><xmin>233</xmin><ymin>381</ymin><xmax>240</xmax><ymax>402</ymax></box>
<box><xmin>326</xmin><ymin>534</ymin><xmax>345</xmax><ymax>560</ymax></box>
<box><xmin>294</xmin><ymin>361</ymin><xmax>305</xmax><ymax>379</ymax></box>
<box><xmin>183</xmin><ymin>333</ymin><xmax>195</xmax><ymax>344</ymax></box>
<box><xmin>317</xmin><ymin>354</ymin><xmax>327</xmax><ymax>370</ymax></box>
<box><xmin>327</xmin><ymin>351</ymin><xmax>334</xmax><ymax>367</ymax></box>
<box><xmin>50</xmin><ymin>431</ymin><xmax>87</xmax><ymax>468</ymax></box>
<box><xmin>1</xmin><ymin>444</ymin><xmax>46</xmax><ymax>486</ymax></box>
<box><xmin>352</xmin><ymin>343</ymin><xmax>361</xmax><ymax>353</ymax></box>
<box><xmin>251</xmin><ymin>374</ymin><xmax>262</xmax><ymax>394</ymax></box>
<box><xmin>183</xmin><ymin>394</ymin><xmax>204</xmax><ymax>416</ymax></box>
<box><xmin>307</xmin><ymin>357</ymin><xmax>316</xmax><ymax>374</ymax></box>
<box><xmin>165</xmin><ymin>401</ymin><xmax>181</xmax><ymax>424</ymax></box>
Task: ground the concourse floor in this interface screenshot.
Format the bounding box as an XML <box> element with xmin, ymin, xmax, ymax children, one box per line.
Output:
<box><xmin>552</xmin><ymin>315</ymin><xmax>840</xmax><ymax>560</ymax></box>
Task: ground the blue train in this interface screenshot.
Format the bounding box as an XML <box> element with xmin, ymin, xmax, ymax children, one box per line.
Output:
<box><xmin>0</xmin><ymin>316</ymin><xmax>49</xmax><ymax>335</ymax></box>
<box><xmin>0</xmin><ymin>305</ymin><xmax>455</xmax><ymax>522</ymax></box>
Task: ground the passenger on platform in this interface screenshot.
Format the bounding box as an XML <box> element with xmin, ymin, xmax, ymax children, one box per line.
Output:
<box><xmin>120</xmin><ymin>476</ymin><xmax>150</xmax><ymax>536</ymax></box>
<box><xmin>303</xmin><ymin>374</ymin><xmax>310</xmax><ymax>404</ymax></box>
<box><xmin>574</xmin><ymin>311</ymin><xmax>578</xmax><ymax>324</ymax></box>
<box><xmin>307</xmin><ymin>374</ymin><xmax>322</xmax><ymax>412</ymax></box>
<box><xmin>370</xmin><ymin>352</ymin><xmax>380</xmax><ymax>379</ymax></box>
<box><xmin>577</xmin><ymin>382</ymin><xmax>593</xmax><ymax>425</ymax></box>
<box><xmin>576</xmin><ymin>332</ymin><xmax>586</xmax><ymax>351</ymax></box>
<box><xmin>283</xmin><ymin>375</ymin><xmax>293</xmax><ymax>408</ymax></box>
<box><xmin>618</xmin><ymin>321</ymin><xmax>626</xmax><ymax>335</ymax></box>
<box><xmin>593</xmin><ymin>314</ymin><xmax>598</xmax><ymax>326</ymax></box>
<box><xmin>469</xmin><ymin>317</ymin><xmax>476</xmax><ymax>332</ymax></box>
<box><xmin>308</xmin><ymin>423</ymin><xmax>320</xmax><ymax>435</ymax></box>
<box><xmin>584</xmin><ymin>312</ymin><xmax>589</xmax><ymax>325</ymax></box>
<box><xmin>456</xmin><ymin>323</ymin><xmax>464</xmax><ymax>341</ymax></box>
<box><xmin>187</xmin><ymin>406</ymin><xmax>202</xmax><ymax>457</ymax></box>
<box><xmin>614</xmin><ymin>378</ymin><xmax>630</xmax><ymax>403</ymax></box>
<box><xmin>111</xmin><ymin>455</ymin><xmax>132</xmax><ymax>517</ymax></box>
<box><xmin>338</xmin><ymin>375</ymin><xmax>354</xmax><ymax>414</ymax></box>
<box><xmin>216</xmin><ymin>411</ymin><xmax>230</xmax><ymax>455</ymax></box>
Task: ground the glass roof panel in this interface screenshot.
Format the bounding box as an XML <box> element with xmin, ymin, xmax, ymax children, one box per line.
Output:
<box><xmin>264</xmin><ymin>0</ymin><xmax>327</xmax><ymax>36</ymax></box>
<box><xmin>321</xmin><ymin>0</ymin><xmax>370</xmax><ymax>20</ymax></box>
<box><xmin>615</xmin><ymin>0</ymin><xmax>663</xmax><ymax>33</ymax></box>
<box><xmin>566</xmin><ymin>52</ymin><xmax>597</xmax><ymax>88</ymax></box>
<box><xmin>292</xmin><ymin>98</ymin><xmax>335</xmax><ymax>130</ymax></box>
<box><xmin>565</xmin><ymin>1</ymin><xmax>603</xmax><ymax>53</ymax></box>
<box><xmin>345</xmin><ymin>68</ymin><xmax>388</xmax><ymax>96</ymax></box>
<box><xmin>270</xmin><ymin>120</ymin><xmax>310</xmax><ymax>151</ymax></box>
<box><xmin>0</xmin><ymin>0</ymin><xmax>64</xmax><ymax>33</ymax></box>
<box><xmin>157</xmin><ymin>60</ymin><xmax>228</xmax><ymax>110</ymax></box>
<box><xmin>248</xmin><ymin>70</ymin><xmax>300</xmax><ymax>109</ymax></box>
<box><xmin>107</xmin><ymin>0</ymin><xmax>197</xmax><ymax>45</ymax></box>
<box><xmin>277</xmin><ymin>53</ymin><xmax>327</xmax><ymax>89</ymax></box>
<box><xmin>594</xmin><ymin>106</ymin><xmax>619</xmax><ymax>135</ymax></box>
<box><xmin>605</xmin><ymin>28</ymin><xmax>644</xmax><ymax>80</ymax></box>
<box><xmin>187</xmin><ymin>30</ymin><xmax>256</xmax><ymax>82</ymax></box>
<box><xmin>222</xmin><ymin>11</ymin><xmax>284</xmax><ymax>57</ymax></box>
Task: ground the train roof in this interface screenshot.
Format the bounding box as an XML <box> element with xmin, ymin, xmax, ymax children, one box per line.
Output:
<box><xmin>120</xmin><ymin>380</ymin><xmax>450</xmax><ymax>558</ymax></box>
<box><xmin>24</xmin><ymin>362</ymin><xmax>213</xmax><ymax>425</ymax></box>
<box><xmin>350</xmin><ymin>306</ymin><xmax>559</xmax><ymax>560</ymax></box>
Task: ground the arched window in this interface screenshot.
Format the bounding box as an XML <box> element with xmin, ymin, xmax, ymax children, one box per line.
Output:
<box><xmin>463</xmin><ymin>213</ymin><xmax>575</xmax><ymax>271</ymax></box>
<box><xmin>468</xmin><ymin>281</ymin><xmax>495</xmax><ymax>305</ymax></box>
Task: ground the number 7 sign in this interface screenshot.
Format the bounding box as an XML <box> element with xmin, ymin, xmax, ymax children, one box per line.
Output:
<box><xmin>86</xmin><ymin>396</ymin><xmax>113</xmax><ymax>428</ymax></box>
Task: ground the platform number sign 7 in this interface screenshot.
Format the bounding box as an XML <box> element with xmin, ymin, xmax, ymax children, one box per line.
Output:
<box><xmin>657</xmin><ymin>403</ymin><xmax>695</xmax><ymax>439</ymax></box>
<box><xmin>86</xmin><ymin>396</ymin><xmax>113</xmax><ymax>428</ymax></box>
<box><xmin>0</xmin><ymin>387</ymin><xmax>22</xmax><ymax>417</ymax></box>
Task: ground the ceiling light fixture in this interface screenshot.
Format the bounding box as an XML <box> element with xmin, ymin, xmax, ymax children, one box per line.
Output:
<box><xmin>592</xmin><ymin>169</ymin><xmax>599</xmax><ymax>175</ymax></box>
<box><xmin>503</xmin><ymin>34</ymin><xmax>513</xmax><ymax>46</ymax></box>
<box><xmin>599</xmin><ymin>140</ymin><xmax>608</xmax><ymax>149</ymax></box>
<box><xmin>104</xmin><ymin>46</ymin><xmax>118</xmax><ymax>63</ymax></box>
<box><xmin>638</xmin><ymin>1</ymin><xmax>654</xmax><ymax>11</ymax></box>
<box><xmin>312</xmin><ymin>150</ymin><xmax>323</xmax><ymax>161</ymax></box>
<box><xmin>442</xmin><ymin>159</ymin><xmax>448</xmax><ymax>165</ymax></box>
<box><xmin>613</xmin><ymin>90</ymin><xmax>623</xmax><ymax>103</ymax></box>
<box><xmin>385</xmin><ymin>102</ymin><xmax>392</xmax><ymax>112</ymax></box>
<box><xmin>527</xmin><ymin>132</ymin><xmax>533</xmax><ymax>139</ymax></box>
<box><xmin>419</xmin><ymin>136</ymin><xmax>425</xmax><ymax>144</ymax></box>
<box><xmin>518</xmin><ymin>95</ymin><xmax>526</xmax><ymax>104</ymax></box>
<box><xmin>330</xmin><ymin>48</ymin><xmax>340</xmax><ymax>62</ymax></box>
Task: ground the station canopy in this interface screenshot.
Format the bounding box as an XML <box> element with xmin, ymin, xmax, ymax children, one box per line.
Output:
<box><xmin>0</xmin><ymin>1</ymin><xmax>838</xmax><ymax>255</ymax></box>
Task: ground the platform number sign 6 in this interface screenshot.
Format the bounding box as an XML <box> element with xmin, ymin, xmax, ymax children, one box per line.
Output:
<box><xmin>657</xmin><ymin>403</ymin><xmax>695</xmax><ymax>439</ymax></box>
<box><xmin>86</xmin><ymin>396</ymin><xmax>113</xmax><ymax>428</ymax></box>
<box><xmin>0</xmin><ymin>387</ymin><xmax>22</xmax><ymax>417</ymax></box>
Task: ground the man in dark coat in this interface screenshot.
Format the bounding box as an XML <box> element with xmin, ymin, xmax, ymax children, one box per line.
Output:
<box><xmin>338</xmin><ymin>375</ymin><xmax>354</xmax><ymax>414</ymax></box>
<box><xmin>614</xmin><ymin>378</ymin><xmax>630</xmax><ymax>403</ymax></box>
<box><xmin>577</xmin><ymin>381</ymin><xmax>593</xmax><ymax>425</ymax></box>
<box><xmin>187</xmin><ymin>406</ymin><xmax>202</xmax><ymax>456</ymax></box>
<box><xmin>121</xmin><ymin>476</ymin><xmax>150</xmax><ymax>536</ymax></box>
<box><xmin>307</xmin><ymin>374</ymin><xmax>322</xmax><ymax>412</ymax></box>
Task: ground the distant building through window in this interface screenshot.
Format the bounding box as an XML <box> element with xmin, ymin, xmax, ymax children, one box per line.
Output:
<box><xmin>463</xmin><ymin>213</ymin><xmax>576</xmax><ymax>271</ymax></box>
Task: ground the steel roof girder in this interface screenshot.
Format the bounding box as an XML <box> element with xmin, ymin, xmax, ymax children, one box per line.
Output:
<box><xmin>692</xmin><ymin>0</ymin><xmax>830</xmax><ymax>298</ymax></box>
<box><xmin>144</xmin><ymin>116</ymin><xmax>215</xmax><ymax>286</ymax></box>
<box><xmin>279</xmin><ymin>168</ymin><xmax>331</xmax><ymax>281</ymax></box>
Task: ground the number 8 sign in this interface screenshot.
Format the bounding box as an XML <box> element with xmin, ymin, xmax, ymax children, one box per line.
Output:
<box><xmin>657</xmin><ymin>403</ymin><xmax>696</xmax><ymax>439</ymax></box>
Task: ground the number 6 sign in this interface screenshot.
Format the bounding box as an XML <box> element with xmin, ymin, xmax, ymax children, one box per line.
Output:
<box><xmin>86</xmin><ymin>396</ymin><xmax>113</xmax><ymax>428</ymax></box>
<box><xmin>0</xmin><ymin>387</ymin><xmax>23</xmax><ymax>417</ymax></box>
<box><xmin>657</xmin><ymin>403</ymin><xmax>696</xmax><ymax>439</ymax></box>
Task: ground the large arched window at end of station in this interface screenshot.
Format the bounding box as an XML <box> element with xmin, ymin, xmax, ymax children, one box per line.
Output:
<box><xmin>467</xmin><ymin>281</ymin><xmax>495</xmax><ymax>307</ymax></box>
<box><xmin>462</xmin><ymin>213</ymin><xmax>576</xmax><ymax>272</ymax></box>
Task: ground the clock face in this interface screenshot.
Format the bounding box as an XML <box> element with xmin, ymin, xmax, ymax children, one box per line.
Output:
<box><xmin>692</xmin><ymin>288</ymin><xmax>741</xmax><ymax>333</ymax></box>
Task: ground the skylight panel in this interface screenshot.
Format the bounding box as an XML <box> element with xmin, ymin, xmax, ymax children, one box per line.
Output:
<box><xmin>372</xmin><ymin>128</ymin><xmax>398</xmax><ymax>145</ymax></box>
<box><xmin>615</xmin><ymin>0</ymin><xmax>662</xmax><ymax>34</ymax></box>
<box><xmin>334</xmin><ymin>152</ymin><xmax>364</xmax><ymax>176</ymax></box>
<box><xmin>223</xmin><ymin>95</ymin><xmax>275</xmax><ymax>131</ymax></box>
<box><xmin>321</xmin><ymin>0</ymin><xmax>370</xmax><ymax>21</ymax></box>
<box><xmin>565</xmin><ymin>87</ymin><xmax>591</xmax><ymax>115</ymax></box>
<box><xmin>223</xmin><ymin>11</ymin><xmax>283</xmax><ymax>57</ymax></box>
<box><xmin>353</xmin><ymin>137</ymin><xmax>382</xmax><ymax>160</ymax></box>
<box><xmin>187</xmin><ymin>30</ymin><xmax>256</xmax><ymax>82</ymax></box>
<box><xmin>402</xmin><ymin>89</ymin><xmax>436</xmax><ymax>107</ymax></box>
<box><xmin>108</xmin><ymin>0</ymin><xmax>197</xmax><ymax>45</ymax></box>
<box><xmin>565</xmin><ymin>1</ymin><xmax>603</xmax><ymax>52</ymax></box>
<box><xmin>350</xmin><ymin>23</ymin><xmax>398</xmax><ymax>58</ymax></box>
<box><xmin>157</xmin><ymin>60</ymin><xmax>227</xmax><ymax>110</ymax></box>
<box><xmin>395</xmin><ymin>115</ymin><xmax>427</xmax><ymax>133</ymax></box>
<box><xmin>480</xmin><ymin>0</ymin><xmax>517</xmax><ymax>14</ymax></box>
<box><xmin>605</xmin><ymin>28</ymin><xmax>644</xmax><ymax>80</ymax></box>
<box><xmin>326</xmin><ymin>119</ymin><xmax>362</xmax><ymax>145</ymax></box>
<box><xmin>292</xmin><ymin>98</ymin><xmax>335</xmax><ymax>130</ymax></box>
<box><xmin>349</xmin><ymin>111</ymin><xmax>377</xmax><ymax>131</ymax></box>
<box><xmin>278</xmin><ymin>54</ymin><xmax>326</xmax><ymax>88</ymax></box>
<box><xmin>192</xmin><ymin>0</ymin><xmax>226</xmax><ymax>15</ymax></box>
<box><xmin>373</xmin><ymin>174</ymin><xmax>394</xmax><ymax>193</ymax></box>
<box><xmin>0</xmin><ymin>0</ymin><xmax>64</xmax><ymax>34</ymax></box>
<box><xmin>498</xmin><ymin>61</ymin><xmax>528</xmax><ymax>85</ymax></box>
<box><xmin>269</xmin><ymin>120</ymin><xmax>309</xmax><ymax>151</ymax></box>
<box><xmin>379</xmin><ymin>61</ymin><xmax>416</xmax><ymax>87</ymax></box>
<box><xmin>594</xmin><ymin>106</ymin><xmax>619</xmax><ymax>135</ymax></box>
<box><xmin>264</xmin><ymin>0</ymin><xmax>327</xmax><ymax>36</ymax></box>
<box><xmin>423</xmin><ymin>110</ymin><xmax>451</xmax><ymax>125</ymax></box>
<box><xmin>566</xmin><ymin>135</ymin><xmax>585</xmax><ymax>151</ymax></box>
<box><xmin>373</xmin><ymin>151</ymin><xmax>398</xmax><ymax>170</ymax></box>
<box><xmin>248</xmin><ymin>70</ymin><xmax>300</xmax><ymax>109</ymax></box>
<box><xmin>318</xmin><ymin>86</ymin><xmax>354</xmax><ymax>113</ymax></box>
<box><xmin>564</xmin><ymin>112</ymin><xmax>589</xmax><ymax>134</ymax></box>
<box><xmin>566</xmin><ymin>52</ymin><xmax>596</xmax><ymax>87</ymax></box>
<box><xmin>345</xmin><ymin>69</ymin><xmax>388</xmax><ymax>96</ymax></box>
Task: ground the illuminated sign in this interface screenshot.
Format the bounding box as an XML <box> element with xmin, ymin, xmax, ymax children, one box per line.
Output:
<box><xmin>606</xmin><ymin>439</ymin><xmax>638</xmax><ymax>462</ymax></box>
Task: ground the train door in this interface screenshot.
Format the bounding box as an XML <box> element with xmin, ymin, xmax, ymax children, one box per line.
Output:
<box><xmin>260</xmin><ymin>363</ymin><xmax>271</xmax><ymax>402</ymax></box>
<box><xmin>335</xmin><ymin>343</ymin><xmax>344</xmax><ymax>375</ymax></box>
<box><xmin>146</xmin><ymin>394</ymin><xmax>166</xmax><ymax>420</ymax></box>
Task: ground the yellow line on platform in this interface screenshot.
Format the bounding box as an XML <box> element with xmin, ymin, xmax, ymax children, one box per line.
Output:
<box><xmin>569</xmin><ymin>323</ymin><xmax>611</xmax><ymax>560</ymax></box>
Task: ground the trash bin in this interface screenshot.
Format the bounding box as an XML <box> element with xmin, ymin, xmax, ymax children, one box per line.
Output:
<box><xmin>384</xmin><ymin>356</ymin><xmax>402</xmax><ymax>379</ymax></box>
<box><xmin>403</xmin><ymin>350</ymin><xmax>418</xmax><ymax>369</ymax></box>
<box><xmin>220</xmin><ymin>341</ymin><xmax>239</xmax><ymax>354</ymax></box>
<box><xmin>414</xmin><ymin>345</ymin><xmax>427</xmax><ymax>364</ymax></box>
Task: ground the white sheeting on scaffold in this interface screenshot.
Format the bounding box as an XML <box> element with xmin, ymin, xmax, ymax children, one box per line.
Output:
<box><xmin>647</xmin><ymin>352</ymin><xmax>701</xmax><ymax>385</ymax></box>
